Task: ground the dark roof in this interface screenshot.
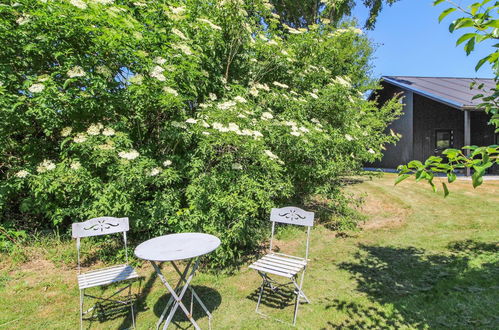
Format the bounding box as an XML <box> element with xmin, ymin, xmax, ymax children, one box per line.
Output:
<box><xmin>381</xmin><ymin>76</ymin><xmax>496</xmax><ymax>110</ymax></box>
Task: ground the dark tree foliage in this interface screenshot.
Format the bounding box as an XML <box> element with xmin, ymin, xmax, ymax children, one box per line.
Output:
<box><xmin>270</xmin><ymin>0</ymin><xmax>399</xmax><ymax>29</ymax></box>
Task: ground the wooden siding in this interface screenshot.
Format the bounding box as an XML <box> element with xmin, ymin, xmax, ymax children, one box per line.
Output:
<box><xmin>412</xmin><ymin>94</ymin><xmax>464</xmax><ymax>161</ymax></box>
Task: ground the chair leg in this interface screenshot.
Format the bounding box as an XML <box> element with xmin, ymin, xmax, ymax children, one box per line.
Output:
<box><xmin>129</xmin><ymin>283</ymin><xmax>136</xmax><ymax>329</ymax></box>
<box><xmin>255</xmin><ymin>276</ymin><xmax>266</xmax><ymax>312</ymax></box>
<box><xmin>79</xmin><ymin>289</ymin><xmax>84</xmax><ymax>330</ymax></box>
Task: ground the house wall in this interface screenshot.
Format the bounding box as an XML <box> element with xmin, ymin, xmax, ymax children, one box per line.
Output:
<box><xmin>412</xmin><ymin>94</ymin><xmax>464</xmax><ymax>161</ymax></box>
<box><xmin>371</xmin><ymin>83</ymin><xmax>414</xmax><ymax>168</ymax></box>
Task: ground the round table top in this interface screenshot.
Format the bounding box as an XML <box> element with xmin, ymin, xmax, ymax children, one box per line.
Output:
<box><xmin>134</xmin><ymin>233</ymin><xmax>221</xmax><ymax>262</ymax></box>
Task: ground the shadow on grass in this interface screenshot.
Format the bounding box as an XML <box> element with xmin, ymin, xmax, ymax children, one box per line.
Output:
<box><xmin>246</xmin><ymin>283</ymin><xmax>296</xmax><ymax>310</ymax></box>
<box><xmin>332</xmin><ymin>240</ymin><xmax>498</xmax><ymax>328</ymax></box>
<box><xmin>152</xmin><ymin>285</ymin><xmax>221</xmax><ymax>328</ymax></box>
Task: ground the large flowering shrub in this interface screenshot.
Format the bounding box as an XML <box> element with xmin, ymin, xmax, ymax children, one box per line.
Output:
<box><xmin>0</xmin><ymin>0</ymin><xmax>401</xmax><ymax>266</ymax></box>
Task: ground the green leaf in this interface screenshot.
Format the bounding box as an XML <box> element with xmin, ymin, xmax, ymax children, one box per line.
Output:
<box><xmin>456</xmin><ymin>33</ymin><xmax>477</xmax><ymax>45</ymax></box>
<box><xmin>433</xmin><ymin>0</ymin><xmax>445</xmax><ymax>5</ymax></box>
<box><xmin>395</xmin><ymin>174</ymin><xmax>410</xmax><ymax>185</ymax></box>
<box><xmin>447</xmin><ymin>171</ymin><xmax>457</xmax><ymax>183</ymax></box>
<box><xmin>464</xmin><ymin>37</ymin><xmax>476</xmax><ymax>55</ymax></box>
<box><xmin>442</xmin><ymin>182</ymin><xmax>449</xmax><ymax>197</ymax></box>
<box><xmin>439</xmin><ymin>7</ymin><xmax>457</xmax><ymax>23</ymax></box>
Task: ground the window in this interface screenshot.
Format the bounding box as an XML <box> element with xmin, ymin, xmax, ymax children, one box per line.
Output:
<box><xmin>435</xmin><ymin>129</ymin><xmax>453</xmax><ymax>150</ymax></box>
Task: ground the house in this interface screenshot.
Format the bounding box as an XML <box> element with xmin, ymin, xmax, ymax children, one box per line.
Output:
<box><xmin>371</xmin><ymin>76</ymin><xmax>498</xmax><ymax>173</ymax></box>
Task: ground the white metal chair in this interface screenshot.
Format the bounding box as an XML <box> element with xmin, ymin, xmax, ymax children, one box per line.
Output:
<box><xmin>72</xmin><ymin>217</ymin><xmax>139</xmax><ymax>329</ymax></box>
<box><xmin>249</xmin><ymin>206</ymin><xmax>314</xmax><ymax>325</ymax></box>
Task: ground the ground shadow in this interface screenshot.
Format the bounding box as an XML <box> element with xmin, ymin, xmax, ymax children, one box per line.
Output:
<box><xmin>152</xmin><ymin>285</ymin><xmax>221</xmax><ymax>328</ymax></box>
<box><xmin>246</xmin><ymin>282</ymin><xmax>297</xmax><ymax>310</ymax></box>
<box><xmin>332</xmin><ymin>240</ymin><xmax>498</xmax><ymax>328</ymax></box>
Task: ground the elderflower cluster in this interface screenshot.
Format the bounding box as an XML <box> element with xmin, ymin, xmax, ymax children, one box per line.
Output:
<box><xmin>61</xmin><ymin>127</ymin><xmax>72</xmax><ymax>137</ymax></box>
<box><xmin>37</xmin><ymin>159</ymin><xmax>56</xmax><ymax>173</ymax></box>
<box><xmin>70</xmin><ymin>0</ymin><xmax>87</xmax><ymax>9</ymax></box>
<box><xmin>87</xmin><ymin>123</ymin><xmax>103</xmax><ymax>135</ymax></box>
<box><xmin>67</xmin><ymin>66</ymin><xmax>86</xmax><ymax>78</ymax></box>
<box><xmin>29</xmin><ymin>83</ymin><xmax>45</xmax><ymax>93</ymax></box>
<box><xmin>171</xmin><ymin>28</ymin><xmax>187</xmax><ymax>40</ymax></box>
<box><xmin>163</xmin><ymin>86</ymin><xmax>178</xmax><ymax>96</ymax></box>
<box><xmin>15</xmin><ymin>170</ymin><xmax>29</xmax><ymax>178</ymax></box>
<box><xmin>74</xmin><ymin>133</ymin><xmax>87</xmax><ymax>143</ymax></box>
<box><xmin>150</xmin><ymin>65</ymin><xmax>166</xmax><ymax>81</ymax></box>
<box><xmin>272</xmin><ymin>81</ymin><xmax>289</xmax><ymax>89</ymax></box>
<box><xmin>197</xmin><ymin>18</ymin><xmax>222</xmax><ymax>30</ymax></box>
<box><xmin>118</xmin><ymin>149</ymin><xmax>140</xmax><ymax>160</ymax></box>
<box><xmin>149</xmin><ymin>167</ymin><xmax>162</xmax><ymax>176</ymax></box>
<box><xmin>173</xmin><ymin>44</ymin><xmax>193</xmax><ymax>56</ymax></box>
<box><xmin>70</xmin><ymin>161</ymin><xmax>81</xmax><ymax>170</ymax></box>
<box><xmin>102</xmin><ymin>127</ymin><xmax>115</xmax><ymax>136</ymax></box>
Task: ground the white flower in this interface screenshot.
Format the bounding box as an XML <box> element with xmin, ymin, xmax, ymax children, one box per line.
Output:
<box><xmin>252</xmin><ymin>130</ymin><xmax>263</xmax><ymax>138</ymax></box>
<box><xmin>129</xmin><ymin>74</ymin><xmax>143</xmax><ymax>84</ymax></box>
<box><xmin>217</xmin><ymin>100</ymin><xmax>236</xmax><ymax>110</ymax></box>
<box><xmin>201</xmin><ymin>120</ymin><xmax>210</xmax><ymax>128</ymax></box>
<box><xmin>212</xmin><ymin>122</ymin><xmax>223</xmax><ymax>130</ymax></box>
<box><xmin>70</xmin><ymin>161</ymin><xmax>81</xmax><ymax>170</ymax></box>
<box><xmin>290</xmin><ymin>131</ymin><xmax>301</xmax><ymax>136</ymax></box>
<box><xmin>273</xmin><ymin>81</ymin><xmax>289</xmax><ymax>89</ymax></box>
<box><xmin>87</xmin><ymin>123</ymin><xmax>102</xmax><ymax>135</ymax></box>
<box><xmin>261</xmin><ymin>112</ymin><xmax>273</xmax><ymax>120</ymax></box>
<box><xmin>334</xmin><ymin>76</ymin><xmax>351</xmax><ymax>88</ymax></box>
<box><xmin>232</xmin><ymin>163</ymin><xmax>243</xmax><ymax>170</ymax></box>
<box><xmin>67</xmin><ymin>66</ymin><xmax>86</xmax><ymax>78</ymax></box>
<box><xmin>299</xmin><ymin>126</ymin><xmax>310</xmax><ymax>133</ymax></box>
<box><xmin>169</xmin><ymin>5</ymin><xmax>185</xmax><ymax>14</ymax></box>
<box><xmin>97</xmin><ymin>143</ymin><xmax>114</xmax><ymax>150</ymax></box>
<box><xmin>350</xmin><ymin>27</ymin><xmax>363</xmax><ymax>34</ymax></box>
<box><xmin>74</xmin><ymin>133</ymin><xmax>87</xmax><ymax>143</ymax></box>
<box><xmin>209</xmin><ymin>93</ymin><xmax>217</xmax><ymax>101</ymax></box>
<box><xmin>15</xmin><ymin>170</ymin><xmax>29</xmax><ymax>178</ymax></box>
<box><xmin>186</xmin><ymin>118</ymin><xmax>197</xmax><ymax>124</ymax></box>
<box><xmin>254</xmin><ymin>83</ymin><xmax>270</xmax><ymax>91</ymax></box>
<box><xmin>16</xmin><ymin>14</ymin><xmax>31</xmax><ymax>25</ymax></box>
<box><xmin>237</xmin><ymin>114</ymin><xmax>246</xmax><ymax>119</ymax></box>
<box><xmin>171</xmin><ymin>28</ymin><xmax>187</xmax><ymax>40</ymax></box>
<box><xmin>284</xmin><ymin>120</ymin><xmax>296</xmax><ymax>127</ymax></box>
<box><xmin>345</xmin><ymin>134</ymin><xmax>354</xmax><ymax>141</ymax></box>
<box><xmin>163</xmin><ymin>160</ymin><xmax>172</xmax><ymax>167</ymax></box>
<box><xmin>150</xmin><ymin>65</ymin><xmax>166</xmax><ymax>81</ymax></box>
<box><xmin>173</xmin><ymin>44</ymin><xmax>193</xmax><ymax>56</ymax></box>
<box><xmin>228</xmin><ymin>122</ymin><xmax>240</xmax><ymax>132</ymax></box>
<box><xmin>309</xmin><ymin>92</ymin><xmax>319</xmax><ymax>99</ymax></box>
<box><xmin>149</xmin><ymin>167</ymin><xmax>162</xmax><ymax>176</ymax></box>
<box><xmin>96</xmin><ymin>65</ymin><xmax>112</xmax><ymax>77</ymax></box>
<box><xmin>368</xmin><ymin>148</ymin><xmax>376</xmax><ymax>154</ymax></box>
<box><xmin>202</xmin><ymin>131</ymin><xmax>210</xmax><ymax>135</ymax></box>
<box><xmin>163</xmin><ymin>86</ymin><xmax>179</xmax><ymax>96</ymax></box>
<box><xmin>70</xmin><ymin>0</ymin><xmax>87</xmax><ymax>9</ymax></box>
<box><xmin>234</xmin><ymin>96</ymin><xmax>247</xmax><ymax>103</ymax></box>
<box><xmin>28</xmin><ymin>83</ymin><xmax>45</xmax><ymax>93</ymax></box>
<box><xmin>197</xmin><ymin>18</ymin><xmax>222</xmax><ymax>30</ymax></box>
<box><xmin>118</xmin><ymin>149</ymin><xmax>139</xmax><ymax>160</ymax></box>
<box><xmin>249</xmin><ymin>87</ymin><xmax>259</xmax><ymax>97</ymax></box>
<box><xmin>61</xmin><ymin>127</ymin><xmax>72</xmax><ymax>137</ymax></box>
<box><xmin>264</xmin><ymin>150</ymin><xmax>279</xmax><ymax>160</ymax></box>
<box><xmin>133</xmin><ymin>1</ymin><xmax>147</xmax><ymax>6</ymax></box>
<box><xmin>154</xmin><ymin>57</ymin><xmax>167</xmax><ymax>65</ymax></box>
<box><xmin>102</xmin><ymin>127</ymin><xmax>115</xmax><ymax>136</ymax></box>
<box><xmin>199</xmin><ymin>103</ymin><xmax>209</xmax><ymax>109</ymax></box>
<box><xmin>93</xmin><ymin>0</ymin><xmax>114</xmax><ymax>4</ymax></box>
<box><xmin>37</xmin><ymin>159</ymin><xmax>56</xmax><ymax>173</ymax></box>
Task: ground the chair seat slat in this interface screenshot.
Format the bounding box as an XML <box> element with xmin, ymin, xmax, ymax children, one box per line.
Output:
<box><xmin>256</xmin><ymin>258</ymin><xmax>304</xmax><ymax>272</ymax></box>
<box><xmin>249</xmin><ymin>264</ymin><xmax>294</xmax><ymax>278</ymax></box>
<box><xmin>78</xmin><ymin>265</ymin><xmax>139</xmax><ymax>289</ymax></box>
<box><xmin>264</xmin><ymin>254</ymin><xmax>307</xmax><ymax>267</ymax></box>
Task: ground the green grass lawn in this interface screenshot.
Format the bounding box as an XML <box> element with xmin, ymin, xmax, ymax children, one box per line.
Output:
<box><xmin>1</xmin><ymin>174</ymin><xmax>498</xmax><ymax>329</ymax></box>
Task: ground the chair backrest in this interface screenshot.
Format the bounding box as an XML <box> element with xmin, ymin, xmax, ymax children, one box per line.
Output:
<box><xmin>72</xmin><ymin>217</ymin><xmax>130</xmax><ymax>273</ymax></box>
<box><xmin>269</xmin><ymin>207</ymin><xmax>314</xmax><ymax>260</ymax></box>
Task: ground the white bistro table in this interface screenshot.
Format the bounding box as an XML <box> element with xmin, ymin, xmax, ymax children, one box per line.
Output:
<box><xmin>134</xmin><ymin>233</ymin><xmax>221</xmax><ymax>330</ymax></box>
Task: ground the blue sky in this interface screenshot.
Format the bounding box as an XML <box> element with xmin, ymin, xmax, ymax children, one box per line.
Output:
<box><xmin>350</xmin><ymin>0</ymin><xmax>495</xmax><ymax>79</ymax></box>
